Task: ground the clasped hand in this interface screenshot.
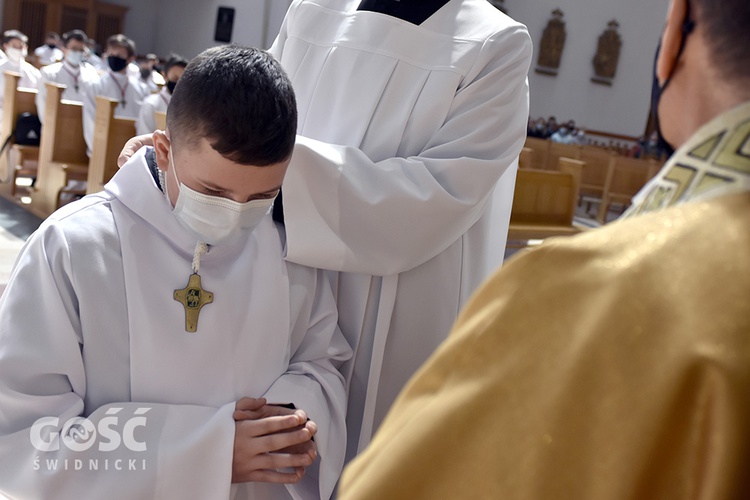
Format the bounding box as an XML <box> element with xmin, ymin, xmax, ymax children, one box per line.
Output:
<box><xmin>232</xmin><ymin>397</ymin><xmax>318</xmax><ymax>484</ymax></box>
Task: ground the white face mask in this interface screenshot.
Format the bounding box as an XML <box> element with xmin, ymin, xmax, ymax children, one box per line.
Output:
<box><xmin>166</xmin><ymin>147</ymin><xmax>276</xmax><ymax>245</ymax></box>
<box><xmin>5</xmin><ymin>47</ymin><xmax>26</xmax><ymax>64</ymax></box>
<box><xmin>66</xmin><ymin>50</ymin><xmax>84</xmax><ymax>66</ymax></box>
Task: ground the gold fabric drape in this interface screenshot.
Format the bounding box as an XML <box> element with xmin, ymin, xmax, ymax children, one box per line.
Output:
<box><xmin>339</xmin><ymin>189</ymin><xmax>750</xmax><ymax>499</ymax></box>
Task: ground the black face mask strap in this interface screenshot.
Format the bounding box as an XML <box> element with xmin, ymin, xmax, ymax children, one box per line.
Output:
<box><xmin>661</xmin><ymin>1</ymin><xmax>696</xmax><ymax>96</ymax></box>
<box><xmin>652</xmin><ymin>1</ymin><xmax>696</xmax><ymax>155</ymax></box>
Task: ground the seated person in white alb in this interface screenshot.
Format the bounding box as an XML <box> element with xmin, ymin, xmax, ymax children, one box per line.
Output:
<box><xmin>82</xmin><ymin>33</ymin><xmax>149</xmax><ymax>153</ymax></box>
<box><xmin>33</xmin><ymin>32</ymin><xmax>64</xmax><ymax>66</ymax></box>
<box><xmin>0</xmin><ymin>45</ymin><xmax>350</xmax><ymax>500</ymax></box>
<box><xmin>36</xmin><ymin>29</ymin><xmax>99</xmax><ymax>124</ymax></box>
<box><xmin>136</xmin><ymin>55</ymin><xmax>188</xmax><ymax>135</ymax></box>
<box><xmin>84</xmin><ymin>37</ymin><xmax>107</xmax><ymax>73</ymax></box>
<box><xmin>136</xmin><ymin>53</ymin><xmax>167</xmax><ymax>93</ymax></box>
<box><xmin>0</xmin><ymin>29</ymin><xmax>41</xmax><ymax>116</ymax></box>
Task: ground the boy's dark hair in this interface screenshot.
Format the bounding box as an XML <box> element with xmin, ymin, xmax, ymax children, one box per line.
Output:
<box><xmin>62</xmin><ymin>30</ymin><xmax>87</xmax><ymax>46</ymax></box>
<box><xmin>693</xmin><ymin>0</ymin><xmax>750</xmax><ymax>81</ymax></box>
<box><xmin>3</xmin><ymin>30</ymin><xmax>28</xmax><ymax>45</ymax></box>
<box><xmin>106</xmin><ymin>34</ymin><xmax>136</xmax><ymax>58</ymax></box>
<box><xmin>163</xmin><ymin>54</ymin><xmax>189</xmax><ymax>75</ymax></box>
<box><xmin>167</xmin><ymin>45</ymin><xmax>297</xmax><ymax>166</ymax></box>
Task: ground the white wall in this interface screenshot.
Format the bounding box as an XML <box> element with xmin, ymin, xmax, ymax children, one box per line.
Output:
<box><xmin>150</xmin><ymin>0</ymin><xmax>292</xmax><ymax>60</ymax></box>
<box><xmin>506</xmin><ymin>0</ymin><xmax>670</xmax><ymax>136</ymax></box>
<box><xmin>108</xmin><ymin>0</ymin><xmax>157</xmax><ymax>56</ymax></box>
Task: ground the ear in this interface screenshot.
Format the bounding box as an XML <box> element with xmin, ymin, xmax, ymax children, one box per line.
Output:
<box><xmin>657</xmin><ymin>0</ymin><xmax>688</xmax><ymax>84</ymax></box>
<box><xmin>153</xmin><ymin>129</ymin><xmax>171</xmax><ymax>172</ymax></box>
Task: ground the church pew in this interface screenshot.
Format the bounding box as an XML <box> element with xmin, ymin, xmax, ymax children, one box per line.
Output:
<box><xmin>519</xmin><ymin>147</ymin><xmax>533</xmax><ymax>169</ymax></box>
<box><xmin>524</xmin><ymin>137</ymin><xmax>549</xmax><ymax>170</ymax></box>
<box><xmin>29</xmin><ymin>82</ymin><xmax>89</xmax><ymax>217</ymax></box>
<box><xmin>578</xmin><ymin>147</ymin><xmax>616</xmax><ymax>213</ymax></box>
<box><xmin>0</xmin><ymin>72</ymin><xmax>39</xmax><ymax>201</ymax></box>
<box><xmin>87</xmin><ymin>95</ymin><xmax>136</xmax><ymax>195</ymax></box>
<box><xmin>507</xmin><ymin>161</ymin><xmax>584</xmax><ymax>247</ymax></box>
<box><xmin>596</xmin><ymin>156</ymin><xmax>661</xmax><ymax>223</ymax></box>
<box><xmin>545</xmin><ymin>141</ymin><xmax>581</xmax><ymax>170</ymax></box>
<box><xmin>155</xmin><ymin>110</ymin><xmax>166</xmax><ymax>131</ymax></box>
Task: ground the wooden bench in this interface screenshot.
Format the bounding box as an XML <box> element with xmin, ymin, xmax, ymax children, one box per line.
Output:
<box><xmin>596</xmin><ymin>156</ymin><xmax>661</xmax><ymax>223</ymax></box>
<box><xmin>87</xmin><ymin>95</ymin><xmax>136</xmax><ymax>195</ymax></box>
<box><xmin>524</xmin><ymin>137</ymin><xmax>549</xmax><ymax>170</ymax></box>
<box><xmin>507</xmin><ymin>160</ymin><xmax>584</xmax><ymax>247</ymax></box>
<box><xmin>519</xmin><ymin>147</ymin><xmax>533</xmax><ymax>169</ymax></box>
<box><xmin>545</xmin><ymin>141</ymin><xmax>581</xmax><ymax>170</ymax></box>
<box><xmin>578</xmin><ymin>147</ymin><xmax>616</xmax><ymax>213</ymax></box>
<box><xmin>0</xmin><ymin>72</ymin><xmax>39</xmax><ymax>201</ymax></box>
<box><xmin>29</xmin><ymin>82</ymin><xmax>89</xmax><ymax>217</ymax></box>
<box><xmin>155</xmin><ymin>110</ymin><xmax>166</xmax><ymax>131</ymax></box>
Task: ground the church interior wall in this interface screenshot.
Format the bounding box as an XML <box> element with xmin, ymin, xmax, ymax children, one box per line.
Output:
<box><xmin>149</xmin><ymin>0</ymin><xmax>292</xmax><ymax>61</ymax></box>
<box><xmin>32</xmin><ymin>0</ymin><xmax>671</xmax><ymax>138</ymax></box>
<box><xmin>505</xmin><ymin>0</ymin><xmax>670</xmax><ymax>137</ymax></box>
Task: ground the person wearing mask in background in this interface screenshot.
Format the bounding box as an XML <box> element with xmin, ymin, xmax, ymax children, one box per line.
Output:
<box><xmin>137</xmin><ymin>53</ymin><xmax>166</xmax><ymax>93</ymax></box>
<box><xmin>0</xmin><ymin>30</ymin><xmax>41</xmax><ymax>116</ymax></box>
<box><xmin>36</xmin><ymin>29</ymin><xmax>99</xmax><ymax>124</ymax></box>
<box><xmin>84</xmin><ymin>37</ymin><xmax>107</xmax><ymax>73</ymax></box>
<box><xmin>33</xmin><ymin>32</ymin><xmax>63</xmax><ymax>66</ymax></box>
<box><xmin>337</xmin><ymin>0</ymin><xmax>750</xmax><ymax>497</ymax></box>
<box><xmin>82</xmin><ymin>34</ymin><xmax>149</xmax><ymax>153</ymax></box>
<box><xmin>136</xmin><ymin>55</ymin><xmax>188</xmax><ymax>135</ymax></box>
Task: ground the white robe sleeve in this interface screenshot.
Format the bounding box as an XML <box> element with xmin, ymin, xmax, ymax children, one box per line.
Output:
<box><xmin>262</xmin><ymin>264</ymin><xmax>350</xmax><ymax>500</ymax></box>
<box><xmin>0</xmin><ymin>224</ymin><xmax>237</xmax><ymax>499</ymax></box>
<box><xmin>135</xmin><ymin>97</ymin><xmax>156</xmax><ymax>136</ymax></box>
<box><xmin>281</xmin><ymin>27</ymin><xmax>532</xmax><ymax>276</ymax></box>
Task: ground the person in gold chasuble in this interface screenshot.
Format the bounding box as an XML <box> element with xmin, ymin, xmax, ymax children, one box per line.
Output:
<box><xmin>0</xmin><ymin>46</ymin><xmax>350</xmax><ymax>500</ymax></box>
<box><xmin>337</xmin><ymin>0</ymin><xmax>750</xmax><ymax>498</ymax></box>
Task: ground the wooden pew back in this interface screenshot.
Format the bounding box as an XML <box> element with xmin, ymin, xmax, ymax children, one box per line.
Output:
<box><xmin>31</xmin><ymin>82</ymin><xmax>88</xmax><ymax>215</ymax></box>
<box><xmin>510</xmin><ymin>169</ymin><xmax>578</xmax><ymax>226</ymax></box>
<box><xmin>596</xmin><ymin>156</ymin><xmax>661</xmax><ymax>222</ymax></box>
<box><xmin>545</xmin><ymin>142</ymin><xmax>581</xmax><ymax>170</ymax></box>
<box><xmin>87</xmin><ymin>96</ymin><xmax>136</xmax><ymax>194</ymax></box>
<box><xmin>155</xmin><ymin>110</ymin><xmax>166</xmax><ymax>131</ymax></box>
<box><xmin>524</xmin><ymin>137</ymin><xmax>549</xmax><ymax>170</ymax></box>
<box><xmin>0</xmin><ymin>72</ymin><xmax>39</xmax><ymax>199</ymax></box>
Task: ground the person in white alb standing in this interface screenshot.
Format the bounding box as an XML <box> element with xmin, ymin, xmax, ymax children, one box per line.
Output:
<box><xmin>268</xmin><ymin>0</ymin><xmax>532</xmax><ymax>462</ymax></box>
<box><xmin>118</xmin><ymin>0</ymin><xmax>532</xmax><ymax>467</ymax></box>
<box><xmin>82</xmin><ymin>34</ymin><xmax>149</xmax><ymax>153</ymax></box>
<box><xmin>36</xmin><ymin>29</ymin><xmax>99</xmax><ymax>124</ymax></box>
<box><xmin>135</xmin><ymin>55</ymin><xmax>188</xmax><ymax>136</ymax></box>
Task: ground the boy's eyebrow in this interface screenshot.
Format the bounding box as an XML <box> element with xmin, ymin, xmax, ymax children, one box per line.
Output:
<box><xmin>256</xmin><ymin>185</ymin><xmax>282</xmax><ymax>196</ymax></box>
<box><xmin>200</xmin><ymin>180</ymin><xmax>282</xmax><ymax>196</ymax></box>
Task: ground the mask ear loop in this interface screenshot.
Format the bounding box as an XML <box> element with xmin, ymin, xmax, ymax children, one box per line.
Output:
<box><xmin>651</xmin><ymin>3</ymin><xmax>696</xmax><ymax>155</ymax></box>
<box><xmin>661</xmin><ymin>3</ymin><xmax>696</xmax><ymax>96</ymax></box>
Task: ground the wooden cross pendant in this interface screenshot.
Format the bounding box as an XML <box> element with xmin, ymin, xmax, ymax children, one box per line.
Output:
<box><xmin>174</xmin><ymin>273</ymin><xmax>214</xmax><ymax>332</ymax></box>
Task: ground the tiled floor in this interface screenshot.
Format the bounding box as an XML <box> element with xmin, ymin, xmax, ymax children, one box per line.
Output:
<box><xmin>0</xmin><ymin>195</ymin><xmax>44</xmax><ymax>295</ymax></box>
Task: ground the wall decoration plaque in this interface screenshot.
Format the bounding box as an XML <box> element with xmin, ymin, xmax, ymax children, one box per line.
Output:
<box><xmin>536</xmin><ymin>9</ymin><xmax>566</xmax><ymax>76</ymax></box>
<box><xmin>591</xmin><ymin>19</ymin><xmax>622</xmax><ymax>86</ymax></box>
